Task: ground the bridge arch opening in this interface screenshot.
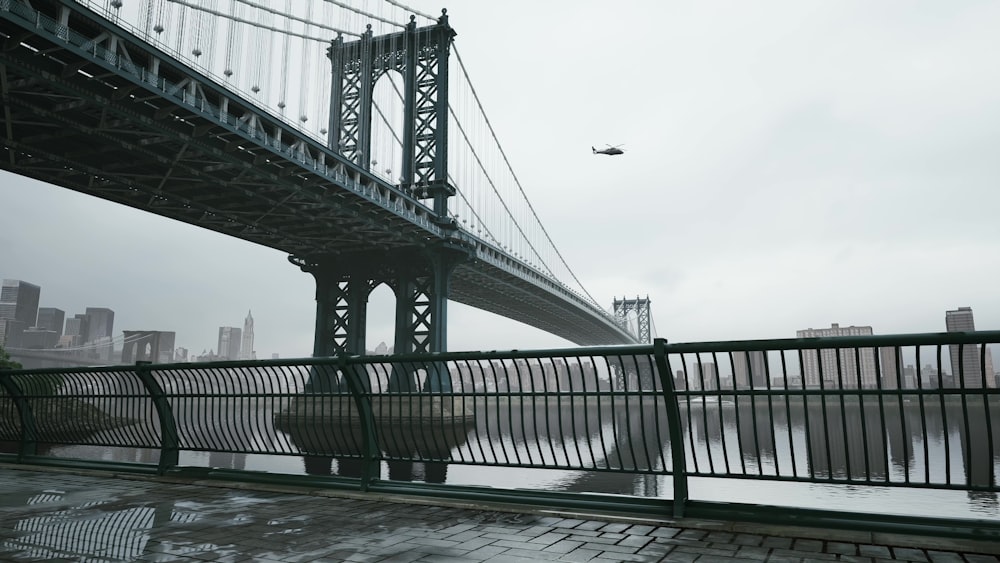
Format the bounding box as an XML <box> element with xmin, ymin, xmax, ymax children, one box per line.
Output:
<box><xmin>365</xmin><ymin>282</ymin><xmax>396</xmax><ymax>356</ymax></box>
<box><xmin>370</xmin><ymin>70</ymin><xmax>405</xmax><ymax>186</ymax></box>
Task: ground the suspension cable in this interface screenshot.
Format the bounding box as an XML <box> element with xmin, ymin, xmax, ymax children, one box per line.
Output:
<box><xmin>321</xmin><ymin>0</ymin><xmax>404</xmax><ymax>29</ymax></box>
<box><xmin>451</xmin><ymin>45</ymin><xmax>601</xmax><ymax>307</ymax></box>
<box><xmin>447</xmin><ymin>103</ymin><xmax>556</xmax><ymax>277</ymax></box>
<box><xmin>382</xmin><ymin>0</ymin><xmax>436</xmax><ymax>21</ymax></box>
<box><xmin>166</xmin><ymin>0</ymin><xmax>359</xmax><ymax>40</ymax></box>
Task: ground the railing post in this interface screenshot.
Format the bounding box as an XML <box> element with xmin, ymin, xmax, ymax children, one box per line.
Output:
<box><xmin>134</xmin><ymin>361</ymin><xmax>178</xmax><ymax>474</ymax></box>
<box><xmin>653</xmin><ymin>338</ymin><xmax>688</xmax><ymax>518</ymax></box>
<box><xmin>0</xmin><ymin>373</ymin><xmax>37</xmax><ymax>460</ymax></box>
<box><xmin>338</xmin><ymin>355</ymin><xmax>379</xmax><ymax>491</ymax></box>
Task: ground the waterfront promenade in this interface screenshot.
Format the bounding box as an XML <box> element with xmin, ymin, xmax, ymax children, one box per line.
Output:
<box><xmin>0</xmin><ymin>465</ymin><xmax>998</xmax><ymax>562</ymax></box>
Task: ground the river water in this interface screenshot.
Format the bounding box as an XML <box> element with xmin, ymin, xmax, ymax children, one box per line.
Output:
<box><xmin>37</xmin><ymin>393</ymin><xmax>1000</xmax><ymax>522</ymax></box>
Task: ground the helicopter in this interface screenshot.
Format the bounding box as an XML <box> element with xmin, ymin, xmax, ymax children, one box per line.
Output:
<box><xmin>592</xmin><ymin>144</ymin><xmax>625</xmax><ymax>156</ymax></box>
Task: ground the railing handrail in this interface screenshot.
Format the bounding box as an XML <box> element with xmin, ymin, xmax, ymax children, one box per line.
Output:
<box><xmin>3</xmin><ymin>331</ymin><xmax>1000</xmax><ymax>539</ymax></box>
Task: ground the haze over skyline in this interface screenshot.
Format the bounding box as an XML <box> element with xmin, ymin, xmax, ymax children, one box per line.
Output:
<box><xmin>2</xmin><ymin>0</ymin><xmax>999</xmax><ymax>358</ymax></box>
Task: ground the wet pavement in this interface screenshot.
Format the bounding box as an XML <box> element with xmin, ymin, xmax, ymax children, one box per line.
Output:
<box><xmin>1</xmin><ymin>465</ymin><xmax>999</xmax><ymax>562</ymax></box>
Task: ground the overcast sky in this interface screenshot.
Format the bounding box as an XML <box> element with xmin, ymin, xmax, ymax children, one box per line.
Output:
<box><xmin>2</xmin><ymin>0</ymin><xmax>999</xmax><ymax>359</ymax></box>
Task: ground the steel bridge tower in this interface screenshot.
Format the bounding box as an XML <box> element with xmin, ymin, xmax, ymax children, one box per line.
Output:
<box><xmin>613</xmin><ymin>297</ymin><xmax>652</xmax><ymax>344</ymax></box>
<box><xmin>294</xmin><ymin>11</ymin><xmax>462</xmax><ymax>390</ymax></box>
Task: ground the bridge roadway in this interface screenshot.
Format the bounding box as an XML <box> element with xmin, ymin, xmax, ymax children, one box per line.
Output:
<box><xmin>0</xmin><ymin>0</ymin><xmax>634</xmax><ymax>346</ymax></box>
<box><xmin>2</xmin><ymin>466</ymin><xmax>998</xmax><ymax>562</ymax></box>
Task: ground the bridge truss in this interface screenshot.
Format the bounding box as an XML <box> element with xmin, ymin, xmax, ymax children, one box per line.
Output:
<box><xmin>0</xmin><ymin>0</ymin><xmax>641</xmax><ymax>353</ymax></box>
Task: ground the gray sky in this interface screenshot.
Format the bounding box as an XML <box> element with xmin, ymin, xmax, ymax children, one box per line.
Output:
<box><xmin>2</xmin><ymin>0</ymin><xmax>999</xmax><ymax>358</ymax></box>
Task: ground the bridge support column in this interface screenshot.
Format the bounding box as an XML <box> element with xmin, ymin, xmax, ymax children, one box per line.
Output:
<box><xmin>292</xmin><ymin>245</ymin><xmax>466</xmax><ymax>365</ymax></box>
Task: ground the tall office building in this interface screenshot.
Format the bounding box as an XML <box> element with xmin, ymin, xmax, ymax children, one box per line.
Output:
<box><xmin>35</xmin><ymin>307</ymin><xmax>65</xmax><ymax>336</ymax></box>
<box><xmin>65</xmin><ymin>314</ymin><xmax>90</xmax><ymax>345</ymax></box>
<box><xmin>84</xmin><ymin>307</ymin><xmax>115</xmax><ymax>342</ymax></box>
<box><xmin>0</xmin><ymin>279</ymin><xmax>41</xmax><ymax>348</ymax></box>
<box><xmin>239</xmin><ymin>310</ymin><xmax>254</xmax><ymax>360</ymax></box>
<box><xmin>945</xmin><ymin>307</ymin><xmax>995</xmax><ymax>388</ymax></box>
<box><xmin>796</xmin><ymin>324</ymin><xmax>878</xmax><ymax>388</ymax></box>
<box><xmin>218</xmin><ymin>326</ymin><xmax>242</xmax><ymax>361</ymax></box>
<box><xmin>0</xmin><ymin>279</ymin><xmax>40</xmax><ymax>326</ymax></box>
<box><xmin>732</xmin><ymin>350</ymin><xmax>768</xmax><ymax>388</ymax></box>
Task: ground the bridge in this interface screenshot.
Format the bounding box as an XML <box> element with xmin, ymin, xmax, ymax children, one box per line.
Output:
<box><xmin>0</xmin><ymin>0</ymin><xmax>651</xmax><ymax>357</ymax></box>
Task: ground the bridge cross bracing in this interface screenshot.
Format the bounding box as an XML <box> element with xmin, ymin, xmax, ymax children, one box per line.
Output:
<box><xmin>0</xmin><ymin>0</ymin><xmax>643</xmax><ymax>349</ymax></box>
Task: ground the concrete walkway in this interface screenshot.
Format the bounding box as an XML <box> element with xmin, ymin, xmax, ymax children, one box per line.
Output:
<box><xmin>0</xmin><ymin>465</ymin><xmax>998</xmax><ymax>562</ymax></box>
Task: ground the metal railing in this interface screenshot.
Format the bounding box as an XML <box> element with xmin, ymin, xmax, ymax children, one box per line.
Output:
<box><xmin>2</xmin><ymin>332</ymin><xmax>1000</xmax><ymax>540</ymax></box>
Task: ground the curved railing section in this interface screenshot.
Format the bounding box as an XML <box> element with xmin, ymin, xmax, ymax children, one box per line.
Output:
<box><xmin>2</xmin><ymin>331</ymin><xmax>1000</xmax><ymax>540</ymax></box>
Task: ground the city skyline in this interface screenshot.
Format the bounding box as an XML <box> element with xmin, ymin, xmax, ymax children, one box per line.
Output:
<box><xmin>1</xmin><ymin>272</ymin><xmax>997</xmax><ymax>368</ymax></box>
<box><xmin>2</xmin><ymin>1</ymin><xmax>999</xmax><ymax>357</ymax></box>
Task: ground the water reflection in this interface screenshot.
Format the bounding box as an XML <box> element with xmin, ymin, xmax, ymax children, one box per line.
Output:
<box><xmin>2</xmin><ymin>491</ymin><xmax>177</xmax><ymax>560</ymax></box>
<box><xmin>29</xmin><ymin>393</ymin><xmax>1000</xmax><ymax>519</ymax></box>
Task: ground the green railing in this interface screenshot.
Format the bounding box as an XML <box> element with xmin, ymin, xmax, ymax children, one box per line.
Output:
<box><xmin>2</xmin><ymin>332</ymin><xmax>1000</xmax><ymax>540</ymax></box>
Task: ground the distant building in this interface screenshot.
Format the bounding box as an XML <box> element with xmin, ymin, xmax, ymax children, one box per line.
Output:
<box><xmin>374</xmin><ymin>341</ymin><xmax>389</xmax><ymax>355</ymax></box>
<box><xmin>20</xmin><ymin>328</ymin><xmax>60</xmax><ymax>349</ymax></box>
<box><xmin>0</xmin><ymin>279</ymin><xmax>40</xmax><ymax>327</ymax></box>
<box><xmin>690</xmin><ymin>362</ymin><xmax>718</xmax><ymax>391</ymax></box>
<box><xmin>218</xmin><ymin>326</ymin><xmax>242</xmax><ymax>361</ymax></box>
<box><xmin>0</xmin><ymin>319</ymin><xmax>28</xmax><ymax>348</ymax></box>
<box><xmin>879</xmin><ymin>347</ymin><xmax>902</xmax><ymax>389</ymax></box>
<box><xmin>64</xmin><ymin>314</ymin><xmax>90</xmax><ymax>345</ymax></box>
<box><xmin>84</xmin><ymin>307</ymin><xmax>115</xmax><ymax>343</ymax></box>
<box><xmin>796</xmin><ymin>324</ymin><xmax>878</xmax><ymax>388</ymax></box>
<box><xmin>239</xmin><ymin>310</ymin><xmax>255</xmax><ymax>360</ymax></box>
<box><xmin>175</xmin><ymin>347</ymin><xmax>189</xmax><ymax>362</ymax></box>
<box><xmin>35</xmin><ymin>307</ymin><xmax>65</xmax><ymax>336</ymax></box>
<box><xmin>732</xmin><ymin>350</ymin><xmax>768</xmax><ymax>388</ymax></box>
<box><xmin>945</xmin><ymin>307</ymin><xmax>995</xmax><ymax>388</ymax></box>
<box><xmin>121</xmin><ymin>331</ymin><xmax>176</xmax><ymax>364</ymax></box>
<box><xmin>271</xmin><ymin>353</ymin><xmax>279</xmax><ymax>360</ymax></box>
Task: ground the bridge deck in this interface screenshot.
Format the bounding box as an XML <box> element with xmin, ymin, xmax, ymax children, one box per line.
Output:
<box><xmin>1</xmin><ymin>465</ymin><xmax>997</xmax><ymax>562</ymax></box>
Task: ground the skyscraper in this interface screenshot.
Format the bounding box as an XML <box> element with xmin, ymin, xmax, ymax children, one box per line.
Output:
<box><xmin>0</xmin><ymin>279</ymin><xmax>40</xmax><ymax>326</ymax></box>
<box><xmin>945</xmin><ymin>307</ymin><xmax>994</xmax><ymax>388</ymax></box>
<box><xmin>64</xmin><ymin>314</ymin><xmax>90</xmax><ymax>345</ymax></box>
<box><xmin>0</xmin><ymin>279</ymin><xmax>40</xmax><ymax>348</ymax></box>
<box><xmin>35</xmin><ymin>307</ymin><xmax>65</xmax><ymax>336</ymax></box>
<box><xmin>218</xmin><ymin>326</ymin><xmax>242</xmax><ymax>361</ymax></box>
<box><xmin>732</xmin><ymin>350</ymin><xmax>768</xmax><ymax>388</ymax></box>
<box><xmin>796</xmin><ymin>323</ymin><xmax>878</xmax><ymax>388</ymax></box>
<box><xmin>84</xmin><ymin>307</ymin><xmax>115</xmax><ymax>342</ymax></box>
<box><xmin>240</xmin><ymin>310</ymin><xmax>254</xmax><ymax>360</ymax></box>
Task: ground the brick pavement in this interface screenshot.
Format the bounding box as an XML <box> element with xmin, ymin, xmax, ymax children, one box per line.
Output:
<box><xmin>0</xmin><ymin>465</ymin><xmax>997</xmax><ymax>562</ymax></box>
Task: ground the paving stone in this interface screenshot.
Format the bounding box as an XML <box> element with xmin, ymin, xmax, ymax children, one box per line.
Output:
<box><xmin>735</xmin><ymin>545</ymin><xmax>772</xmax><ymax>559</ymax></box>
<box><xmin>2</xmin><ymin>467</ymin><xmax>999</xmax><ymax>563</ymax></box>
<box><xmin>732</xmin><ymin>533</ymin><xmax>765</xmax><ymax>546</ymax></box>
<box><xmin>625</xmin><ymin>525</ymin><xmax>655</xmax><ymax>536</ymax></box>
<box><xmin>858</xmin><ymin>544</ymin><xmax>893</xmax><ymax>559</ymax></box>
<box><xmin>543</xmin><ymin>539</ymin><xmax>584</xmax><ymax>554</ymax></box>
<box><xmin>556</xmin><ymin>547</ymin><xmax>603</xmax><ymax>562</ymax></box>
<box><xmin>617</xmin><ymin>535</ymin><xmax>653</xmax><ymax>549</ymax></box>
<box><xmin>827</xmin><ymin>541</ymin><xmax>859</xmax><ymax>556</ymax></box>
<box><xmin>927</xmin><ymin>551</ymin><xmax>966</xmax><ymax>563</ymax></box>
<box><xmin>892</xmin><ymin>547</ymin><xmax>930</xmax><ymax>562</ymax></box>
<box><xmin>529</xmin><ymin>532</ymin><xmax>570</xmax><ymax>546</ymax></box>
<box><xmin>793</xmin><ymin>539</ymin><xmax>825</xmax><ymax>552</ymax></box>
